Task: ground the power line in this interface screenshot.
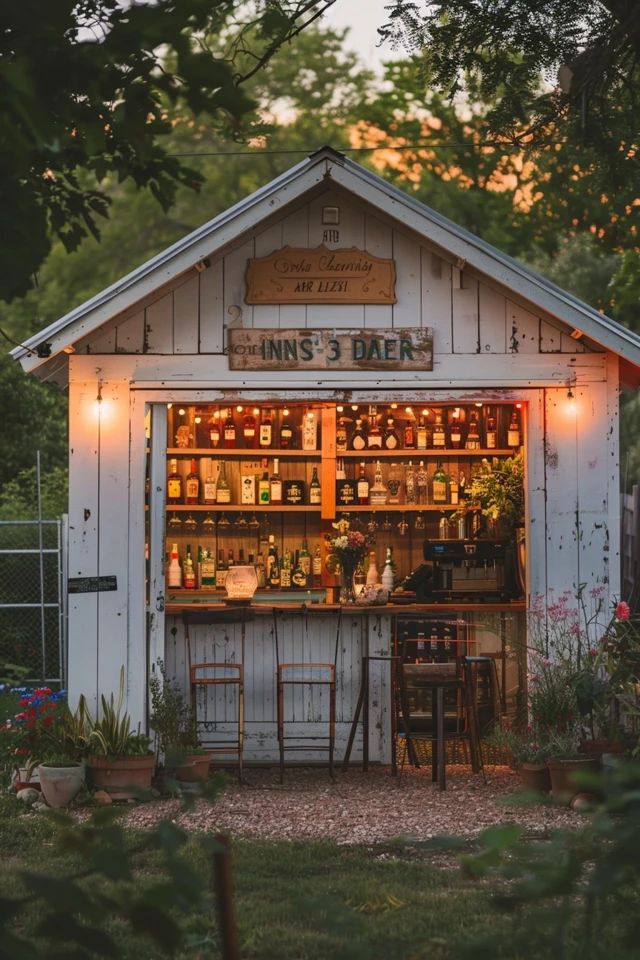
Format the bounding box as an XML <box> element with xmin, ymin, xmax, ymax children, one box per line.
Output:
<box><xmin>167</xmin><ymin>140</ymin><xmax>566</xmax><ymax>158</ymax></box>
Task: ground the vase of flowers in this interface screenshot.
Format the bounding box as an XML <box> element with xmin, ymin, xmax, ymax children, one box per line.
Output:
<box><xmin>327</xmin><ymin>519</ymin><xmax>372</xmax><ymax>604</ymax></box>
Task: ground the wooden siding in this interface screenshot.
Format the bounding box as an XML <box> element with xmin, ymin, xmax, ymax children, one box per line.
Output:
<box><xmin>76</xmin><ymin>189</ymin><xmax>593</xmax><ymax>361</ymax></box>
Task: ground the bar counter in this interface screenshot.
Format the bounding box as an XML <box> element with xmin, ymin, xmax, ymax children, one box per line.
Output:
<box><xmin>165</xmin><ymin>597</ymin><xmax>526</xmax><ymax>614</ymax></box>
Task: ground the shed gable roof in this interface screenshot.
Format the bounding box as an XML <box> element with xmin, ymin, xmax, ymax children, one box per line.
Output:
<box><xmin>12</xmin><ymin>146</ymin><xmax>640</xmax><ymax>376</ymax></box>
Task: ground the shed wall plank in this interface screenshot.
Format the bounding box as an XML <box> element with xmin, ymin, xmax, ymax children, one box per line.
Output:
<box><xmin>173</xmin><ymin>276</ymin><xmax>200</xmax><ymax>354</ymax></box>
<box><xmin>145</xmin><ymin>293</ymin><xmax>174</xmax><ymax>354</ymax></box>
<box><xmin>199</xmin><ymin>258</ymin><xmax>224</xmax><ymax>353</ymax></box>
<box><xmin>115</xmin><ymin>310</ymin><xmax>145</xmax><ymax>353</ymax></box>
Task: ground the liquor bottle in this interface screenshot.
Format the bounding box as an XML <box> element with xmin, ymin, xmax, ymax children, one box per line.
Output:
<box><xmin>259</xmin><ymin>409</ymin><xmax>273</xmax><ymax>448</ymax></box>
<box><xmin>280</xmin><ymin>549</ymin><xmax>292</xmax><ymax>589</ymax></box>
<box><xmin>381</xmin><ymin>547</ymin><xmax>394</xmax><ymax>594</ymax></box>
<box><xmin>366</xmin><ymin>550</ymin><xmax>379</xmax><ymax>585</ymax></box>
<box><xmin>431</xmin><ymin>462</ymin><xmax>449</xmax><ymax>504</ymax></box>
<box><xmin>383</xmin><ymin>417</ymin><xmax>400</xmax><ymax>450</ymax></box>
<box><xmin>183</xmin><ymin>545</ymin><xmax>196</xmax><ymax>589</ymax></box>
<box><xmin>405</xmin><ymin>461</ymin><xmax>416</xmax><ymax>504</ymax></box>
<box><xmin>357</xmin><ymin>462</ymin><xmax>370</xmax><ymax>505</ymax></box>
<box><xmin>336</xmin><ymin>417</ymin><xmax>348</xmax><ymax>452</ymax></box>
<box><xmin>200</xmin><ymin>548</ymin><xmax>216</xmax><ymax>589</ymax></box>
<box><xmin>369</xmin><ymin>460</ymin><xmax>388</xmax><ymax>505</ymax></box>
<box><xmin>367</xmin><ymin>412</ymin><xmax>383</xmax><ymax>449</ymax></box>
<box><xmin>202</xmin><ymin>462</ymin><xmax>217</xmax><ymax>505</ymax></box>
<box><xmin>449</xmin><ymin>414</ymin><xmax>463</xmax><ymax>449</ymax></box>
<box><xmin>485</xmin><ymin>413</ymin><xmax>497</xmax><ymax>449</ymax></box>
<box><xmin>238</xmin><ymin>548</ymin><xmax>246</xmax><ymax>566</ymax></box>
<box><xmin>309</xmin><ymin>465</ymin><xmax>321</xmax><ymax>505</ymax></box>
<box><xmin>223</xmin><ymin>409</ymin><xmax>236</xmax><ymax>449</ymax></box>
<box><xmin>270</xmin><ymin>458</ymin><xmax>283</xmax><ymax>505</ymax></box>
<box><xmin>243</xmin><ymin>409</ymin><xmax>257</xmax><ymax>448</ymax></box>
<box><xmin>167</xmin><ymin>543</ymin><xmax>182</xmax><ymax>588</ymax></box>
<box><xmin>280</xmin><ymin>411</ymin><xmax>293</xmax><ymax>448</ymax></box>
<box><xmin>291</xmin><ymin>551</ymin><xmax>308</xmax><ymax>588</ymax></box>
<box><xmin>208</xmin><ymin>411</ymin><xmax>221</xmax><ymax>449</ymax></box>
<box><xmin>255</xmin><ymin>553</ymin><xmax>266</xmax><ymax>589</ymax></box>
<box><xmin>449</xmin><ymin>471</ymin><xmax>459</xmax><ymax>506</ymax></box>
<box><xmin>266</xmin><ymin>535</ymin><xmax>278</xmax><ymax>582</ymax></box>
<box><xmin>215</xmin><ymin>459</ymin><xmax>231</xmax><ymax>504</ymax></box>
<box><xmin>416</xmin><ymin>460</ymin><xmax>428</xmax><ymax>504</ymax></box>
<box><xmin>167</xmin><ymin>459</ymin><xmax>183</xmax><ymax>505</ymax></box>
<box><xmin>312</xmin><ymin>544</ymin><xmax>323</xmax><ymax>588</ymax></box>
<box><xmin>432</xmin><ymin>410</ymin><xmax>446</xmax><ymax>449</ymax></box>
<box><xmin>416</xmin><ymin>416</ymin><xmax>428</xmax><ymax>450</ymax></box>
<box><xmin>387</xmin><ymin>462</ymin><xmax>401</xmax><ymax>503</ymax></box>
<box><xmin>302</xmin><ymin>410</ymin><xmax>317</xmax><ymax>450</ymax></box>
<box><xmin>351</xmin><ymin>418</ymin><xmax>367</xmax><ymax>451</ymax></box>
<box><xmin>215</xmin><ymin>548</ymin><xmax>227</xmax><ymax>589</ymax></box>
<box><xmin>465</xmin><ymin>409</ymin><xmax>481</xmax><ymax>450</ymax></box>
<box><xmin>354</xmin><ymin>562</ymin><xmax>367</xmax><ymax>596</ymax></box>
<box><xmin>269</xmin><ymin>554</ymin><xmax>281</xmax><ymax>589</ymax></box>
<box><xmin>258</xmin><ymin>458</ymin><xmax>270</xmax><ymax>505</ymax></box>
<box><xmin>227</xmin><ymin>548</ymin><xmax>235</xmax><ymax>568</ymax></box>
<box><xmin>507</xmin><ymin>407</ymin><xmax>521</xmax><ymax>447</ymax></box>
<box><xmin>299</xmin><ymin>539</ymin><xmax>311</xmax><ymax>578</ymax></box>
<box><xmin>185</xmin><ymin>458</ymin><xmax>200</xmax><ymax>504</ymax></box>
<box><xmin>404</xmin><ymin>418</ymin><xmax>416</xmax><ymax>449</ymax></box>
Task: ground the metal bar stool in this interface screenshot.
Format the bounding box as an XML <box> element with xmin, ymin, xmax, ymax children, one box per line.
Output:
<box><xmin>183</xmin><ymin>606</ymin><xmax>254</xmax><ymax>781</ymax></box>
<box><xmin>273</xmin><ymin>607</ymin><xmax>342</xmax><ymax>782</ymax></box>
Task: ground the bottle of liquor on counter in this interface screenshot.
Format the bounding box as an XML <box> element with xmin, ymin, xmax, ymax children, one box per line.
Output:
<box><xmin>266</xmin><ymin>535</ymin><xmax>278</xmax><ymax>582</ymax></box>
<box><xmin>202</xmin><ymin>461</ymin><xmax>217</xmax><ymax>505</ymax></box>
<box><xmin>258</xmin><ymin>458</ymin><xmax>270</xmax><ymax>505</ymax></box>
<box><xmin>312</xmin><ymin>544</ymin><xmax>323</xmax><ymax>588</ymax></box>
<box><xmin>243</xmin><ymin>408</ymin><xmax>257</xmax><ymax>448</ymax></box>
<box><xmin>215</xmin><ymin>459</ymin><xmax>231</xmax><ymax>504</ymax></box>
<box><xmin>357</xmin><ymin>462</ymin><xmax>370</xmax><ymax>505</ymax></box>
<box><xmin>215</xmin><ymin>548</ymin><xmax>227</xmax><ymax>589</ymax></box>
<box><xmin>259</xmin><ymin>408</ymin><xmax>273</xmax><ymax>448</ymax></box>
<box><xmin>291</xmin><ymin>551</ymin><xmax>308</xmax><ymax>588</ymax></box>
<box><xmin>351</xmin><ymin>418</ymin><xmax>367</xmax><ymax>451</ymax></box>
<box><xmin>200</xmin><ymin>548</ymin><xmax>216</xmax><ymax>589</ymax></box>
<box><xmin>227</xmin><ymin>548</ymin><xmax>235</xmax><ymax>569</ymax></box>
<box><xmin>223</xmin><ymin>409</ymin><xmax>236</xmax><ymax>448</ymax></box>
<box><xmin>208</xmin><ymin>411</ymin><xmax>221</xmax><ymax>449</ymax></box>
<box><xmin>449</xmin><ymin>471</ymin><xmax>459</xmax><ymax>506</ymax></box>
<box><xmin>416</xmin><ymin>416</ymin><xmax>428</xmax><ymax>450</ymax></box>
<box><xmin>183</xmin><ymin>545</ymin><xmax>196</xmax><ymax>589</ymax></box>
<box><xmin>366</xmin><ymin>550</ymin><xmax>379</xmax><ymax>585</ymax></box>
<box><xmin>269</xmin><ymin>553</ymin><xmax>281</xmax><ymax>589</ymax></box>
<box><xmin>336</xmin><ymin>416</ymin><xmax>348</xmax><ymax>452</ymax></box>
<box><xmin>449</xmin><ymin>413</ymin><xmax>463</xmax><ymax>449</ymax></box>
<box><xmin>167</xmin><ymin>459</ymin><xmax>183</xmax><ymax>505</ymax></box>
<box><xmin>270</xmin><ymin>458</ymin><xmax>283</xmax><ymax>505</ymax></box>
<box><xmin>185</xmin><ymin>458</ymin><xmax>200</xmax><ymax>504</ymax></box>
<box><xmin>416</xmin><ymin>460</ymin><xmax>428</xmax><ymax>504</ymax></box>
<box><xmin>279</xmin><ymin>410</ymin><xmax>293</xmax><ymax>448</ymax></box>
<box><xmin>405</xmin><ymin>461</ymin><xmax>416</xmax><ymax>504</ymax></box>
<box><xmin>367</xmin><ymin>408</ymin><xmax>383</xmax><ymax>449</ymax></box>
<box><xmin>302</xmin><ymin>410</ymin><xmax>317</xmax><ymax>450</ymax></box>
<box><xmin>465</xmin><ymin>409</ymin><xmax>481</xmax><ymax>450</ymax></box>
<box><xmin>309</xmin><ymin>465</ymin><xmax>321</xmax><ymax>505</ymax></box>
<box><xmin>383</xmin><ymin>416</ymin><xmax>400</xmax><ymax>450</ymax></box>
<box><xmin>387</xmin><ymin>462</ymin><xmax>401</xmax><ymax>503</ymax></box>
<box><xmin>431</xmin><ymin>462</ymin><xmax>449</xmax><ymax>504</ymax></box>
<box><xmin>280</xmin><ymin>549</ymin><xmax>292</xmax><ymax>589</ymax></box>
<box><xmin>382</xmin><ymin>547</ymin><xmax>394</xmax><ymax>594</ymax></box>
<box><xmin>438</xmin><ymin>514</ymin><xmax>451</xmax><ymax>540</ymax></box>
<box><xmin>369</xmin><ymin>460</ymin><xmax>388</xmax><ymax>505</ymax></box>
<box><xmin>432</xmin><ymin>410</ymin><xmax>446</xmax><ymax>449</ymax></box>
<box><xmin>299</xmin><ymin>539</ymin><xmax>311</xmax><ymax>578</ymax></box>
<box><xmin>485</xmin><ymin>412</ymin><xmax>497</xmax><ymax>449</ymax></box>
<box><xmin>255</xmin><ymin>553</ymin><xmax>266</xmax><ymax>589</ymax></box>
<box><xmin>167</xmin><ymin>543</ymin><xmax>182</xmax><ymax>588</ymax></box>
<box><xmin>404</xmin><ymin>414</ymin><xmax>416</xmax><ymax>449</ymax></box>
<box><xmin>507</xmin><ymin>407</ymin><xmax>521</xmax><ymax>447</ymax></box>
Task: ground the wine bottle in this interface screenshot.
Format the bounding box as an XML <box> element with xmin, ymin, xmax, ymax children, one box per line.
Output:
<box><xmin>167</xmin><ymin>459</ymin><xmax>183</xmax><ymax>505</ymax></box>
<box><xmin>357</xmin><ymin>462</ymin><xmax>370</xmax><ymax>505</ymax></box>
<box><xmin>485</xmin><ymin>413</ymin><xmax>497</xmax><ymax>449</ymax></box>
<box><xmin>312</xmin><ymin>545</ymin><xmax>323</xmax><ymax>587</ymax></box>
<box><xmin>465</xmin><ymin>409</ymin><xmax>481</xmax><ymax>450</ymax></box>
<box><xmin>270</xmin><ymin>458</ymin><xmax>283</xmax><ymax>505</ymax></box>
<box><xmin>280</xmin><ymin>411</ymin><xmax>293</xmax><ymax>448</ymax></box>
<box><xmin>167</xmin><ymin>543</ymin><xmax>182</xmax><ymax>588</ymax></box>
<box><xmin>299</xmin><ymin>539</ymin><xmax>311</xmax><ymax>577</ymax></box>
<box><xmin>208</xmin><ymin>411</ymin><xmax>221</xmax><ymax>449</ymax></box>
<box><xmin>259</xmin><ymin>409</ymin><xmax>273</xmax><ymax>448</ymax></box>
<box><xmin>258</xmin><ymin>458</ymin><xmax>270</xmax><ymax>505</ymax></box>
<box><xmin>432</xmin><ymin>410</ymin><xmax>446</xmax><ymax>449</ymax></box>
<box><xmin>507</xmin><ymin>407</ymin><xmax>521</xmax><ymax>447</ymax></box>
<box><xmin>382</xmin><ymin>548</ymin><xmax>394</xmax><ymax>593</ymax></box>
<box><xmin>223</xmin><ymin>409</ymin><xmax>236</xmax><ymax>449</ymax></box>
<box><xmin>336</xmin><ymin>417</ymin><xmax>348</xmax><ymax>452</ymax></box>
<box><xmin>243</xmin><ymin>409</ymin><xmax>257</xmax><ymax>448</ymax></box>
<box><xmin>449</xmin><ymin>414</ymin><xmax>463</xmax><ymax>449</ymax></box>
<box><xmin>215</xmin><ymin>548</ymin><xmax>227</xmax><ymax>589</ymax></box>
<box><xmin>351</xmin><ymin>418</ymin><xmax>367</xmax><ymax>451</ymax></box>
<box><xmin>185</xmin><ymin>458</ymin><xmax>200</xmax><ymax>504</ymax></box>
<box><xmin>387</xmin><ymin>462</ymin><xmax>401</xmax><ymax>503</ymax></box>
<box><xmin>431</xmin><ymin>462</ymin><xmax>449</xmax><ymax>504</ymax></box>
<box><xmin>369</xmin><ymin>460</ymin><xmax>388</xmax><ymax>505</ymax></box>
<box><xmin>383</xmin><ymin>417</ymin><xmax>400</xmax><ymax>450</ymax></box>
<box><xmin>183</xmin><ymin>545</ymin><xmax>196</xmax><ymax>589</ymax></box>
<box><xmin>202</xmin><ymin>462</ymin><xmax>217</xmax><ymax>505</ymax></box>
<box><xmin>309</xmin><ymin>465</ymin><xmax>321</xmax><ymax>505</ymax></box>
<box><xmin>280</xmin><ymin>550</ymin><xmax>292</xmax><ymax>588</ymax></box>
<box><xmin>416</xmin><ymin>416</ymin><xmax>428</xmax><ymax>450</ymax></box>
<box><xmin>416</xmin><ymin>460</ymin><xmax>428</xmax><ymax>504</ymax></box>
<box><xmin>215</xmin><ymin>459</ymin><xmax>231</xmax><ymax>504</ymax></box>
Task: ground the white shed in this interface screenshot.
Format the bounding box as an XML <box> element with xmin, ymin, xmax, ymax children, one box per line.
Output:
<box><xmin>12</xmin><ymin>147</ymin><xmax>640</xmax><ymax>765</ymax></box>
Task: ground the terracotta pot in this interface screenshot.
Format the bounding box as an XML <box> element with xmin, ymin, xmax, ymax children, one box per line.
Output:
<box><xmin>517</xmin><ymin>762</ymin><xmax>551</xmax><ymax>793</ymax></box>
<box><xmin>176</xmin><ymin>753</ymin><xmax>211</xmax><ymax>783</ymax></box>
<box><xmin>547</xmin><ymin>756</ymin><xmax>600</xmax><ymax>803</ymax></box>
<box><xmin>87</xmin><ymin>753</ymin><xmax>155</xmax><ymax>799</ymax></box>
<box><xmin>38</xmin><ymin>763</ymin><xmax>85</xmax><ymax>808</ymax></box>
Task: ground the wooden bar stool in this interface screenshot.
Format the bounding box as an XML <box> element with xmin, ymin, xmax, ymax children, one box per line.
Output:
<box><xmin>183</xmin><ymin>606</ymin><xmax>254</xmax><ymax>781</ymax></box>
<box><xmin>273</xmin><ymin>607</ymin><xmax>342</xmax><ymax>782</ymax></box>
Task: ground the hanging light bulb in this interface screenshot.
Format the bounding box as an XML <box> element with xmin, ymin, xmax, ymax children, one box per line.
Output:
<box><xmin>178</xmin><ymin>408</ymin><xmax>186</xmax><ymax>416</ymax></box>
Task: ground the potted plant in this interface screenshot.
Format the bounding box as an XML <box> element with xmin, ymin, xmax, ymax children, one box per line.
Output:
<box><xmin>87</xmin><ymin>668</ymin><xmax>155</xmax><ymax>799</ymax></box>
<box><xmin>37</xmin><ymin>697</ymin><xmax>92</xmax><ymax>807</ymax></box>
<box><xmin>486</xmin><ymin>724</ymin><xmax>552</xmax><ymax>793</ymax></box>
<box><xmin>149</xmin><ymin>660</ymin><xmax>210</xmax><ymax>785</ymax></box>
<box><xmin>545</xmin><ymin>729</ymin><xmax>600</xmax><ymax>803</ymax></box>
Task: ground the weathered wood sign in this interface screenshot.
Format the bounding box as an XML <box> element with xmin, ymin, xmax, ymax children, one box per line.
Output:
<box><xmin>227</xmin><ymin>327</ymin><xmax>433</xmax><ymax>371</ymax></box>
<box><xmin>245</xmin><ymin>246</ymin><xmax>396</xmax><ymax>304</ymax></box>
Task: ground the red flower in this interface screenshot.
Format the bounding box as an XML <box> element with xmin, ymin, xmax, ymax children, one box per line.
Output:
<box><xmin>615</xmin><ymin>601</ymin><xmax>631</xmax><ymax>621</ymax></box>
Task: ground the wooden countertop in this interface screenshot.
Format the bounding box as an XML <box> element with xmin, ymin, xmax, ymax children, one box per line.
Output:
<box><xmin>165</xmin><ymin>600</ymin><xmax>526</xmax><ymax>615</ymax></box>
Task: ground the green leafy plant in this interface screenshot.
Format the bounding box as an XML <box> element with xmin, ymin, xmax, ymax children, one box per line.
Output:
<box><xmin>461</xmin><ymin>453</ymin><xmax>525</xmax><ymax>534</ymax></box>
<box><xmin>149</xmin><ymin>659</ymin><xmax>200</xmax><ymax>759</ymax></box>
<box><xmin>88</xmin><ymin>667</ymin><xmax>150</xmax><ymax>758</ymax></box>
<box><xmin>486</xmin><ymin>723</ymin><xmax>552</xmax><ymax>765</ymax></box>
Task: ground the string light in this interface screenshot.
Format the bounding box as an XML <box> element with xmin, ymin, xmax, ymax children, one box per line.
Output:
<box><xmin>236</xmin><ymin>405</ymin><xmax>244</xmax><ymax>413</ymax></box>
<box><xmin>178</xmin><ymin>408</ymin><xmax>185</xmax><ymax>416</ymax></box>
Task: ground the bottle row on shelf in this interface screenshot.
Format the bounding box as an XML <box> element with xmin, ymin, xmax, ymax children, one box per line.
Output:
<box><xmin>167</xmin><ymin>457</ymin><xmax>321</xmax><ymax>507</ymax></box>
<box><xmin>167</xmin><ymin>537</ymin><xmax>324</xmax><ymax>591</ymax></box>
<box><xmin>169</xmin><ymin>404</ymin><xmax>320</xmax><ymax>451</ymax></box>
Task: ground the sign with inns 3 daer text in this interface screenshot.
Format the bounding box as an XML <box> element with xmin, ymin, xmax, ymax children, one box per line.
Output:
<box><xmin>227</xmin><ymin>327</ymin><xmax>433</xmax><ymax>371</ymax></box>
<box><xmin>245</xmin><ymin>246</ymin><xmax>396</xmax><ymax>304</ymax></box>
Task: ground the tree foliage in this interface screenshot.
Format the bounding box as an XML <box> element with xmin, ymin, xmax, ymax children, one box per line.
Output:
<box><xmin>0</xmin><ymin>0</ymin><xmax>336</xmax><ymax>303</ymax></box>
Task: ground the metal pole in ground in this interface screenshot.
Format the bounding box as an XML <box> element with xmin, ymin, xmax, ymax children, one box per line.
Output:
<box><xmin>213</xmin><ymin>833</ymin><xmax>240</xmax><ymax>960</ymax></box>
<box><xmin>36</xmin><ymin>450</ymin><xmax>47</xmax><ymax>682</ymax></box>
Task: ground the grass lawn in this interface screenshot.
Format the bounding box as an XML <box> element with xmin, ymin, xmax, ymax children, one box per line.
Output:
<box><xmin>0</xmin><ymin>793</ymin><xmax>638</xmax><ymax>960</ymax></box>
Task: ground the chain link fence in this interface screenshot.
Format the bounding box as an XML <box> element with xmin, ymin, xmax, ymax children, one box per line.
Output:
<box><xmin>0</xmin><ymin>518</ymin><xmax>67</xmax><ymax>688</ymax></box>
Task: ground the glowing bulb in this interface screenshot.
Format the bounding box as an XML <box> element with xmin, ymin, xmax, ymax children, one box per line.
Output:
<box><xmin>475</xmin><ymin>402</ymin><xmax>482</xmax><ymax>407</ymax></box>
<box><xmin>390</xmin><ymin>403</ymin><xmax>398</xmax><ymax>410</ymax></box>
<box><xmin>178</xmin><ymin>408</ymin><xmax>185</xmax><ymax>416</ymax></box>
<box><xmin>236</xmin><ymin>405</ymin><xmax>243</xmax><ymax>413</ymax></box>
<box><xmin>453</xmin><ymin>407</ymin><xmax>461</xmax><ymax>419</ymax></box>
<box><xmin>252</xmin><ymin>407</ymin><xmax>259</xmax><ymax>416</ymax></box>
<box><xmin>213</xmin><ymin>411</ymin><xmax>220</xmax><ymax>419</ymax></box>
<box><xmin>283</xmin><ymin>408</ymin><xmax>290</xmax><ymax>417</ymax></box>
<box><xmin>351</xmin><ymin>404</ymin><xmax>359</xmax><ymax>411</ymax></box>
<box><xmin>336</xmin><ymin>405</ymin><xmax>344</xmax><ymax>413</ymax></box>
<box><xmin>405</xmin><ymin>406</ymin><xmax>413</xmax><ymax>414</ymax></box>
<box><xmin>421</xmin><ymin>408</ymin><xmax>429</xmax><ymax>416</ymax></box>
<box><xmin>516</xmin><ymin>402</ymin><xmax>522</xmax><ymax>409</ymax></box>
<box><xmin>194</xmin><ymin>416</ymin><xmax>201</xmax><ymax>424</ymax></box>
<box><xmin>167</xmin><ymin>403</ymin><xmax>173</xmax><ymax>410</ymax></box>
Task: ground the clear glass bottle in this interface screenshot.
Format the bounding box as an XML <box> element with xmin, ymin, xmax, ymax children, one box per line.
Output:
<box><xmin>416</xmin><ymin>416</ymin><xmax>428</xmax><ymax>450</ymax></box>
<box><xmin>299</xmin><ymin>539</ymin><xmax>311</xmax><ymax>577</ymax></box>
<box><xmin>354</xmin><ymin>562</ymin><xmax>367</xmax><ymax>597</ymax></box>
<box><xmin>405</xmin><ymin>461</ymin><xmax>416</xmax><ymax>504</ymax></box>
<box><xmin>369</xmin><ymin>460</ymin><xmax>388</xmax><ymax>505</ymax></box>
<box><xmin>366</xmin><ymin>550</ymin><xmax>379</xmax><ymax>585</ymax></box>
<box><xmin>336</xmin><ymin>417</ymin><xmax>348</xmax><ymax>452</ymax></box>
<box><xmin>416</xmin><ymin>460</ymin><xmax>429</xmax><ymax>504</ymax></box>
<box><xmin>270</xmin><ymin>458</ymin><xmax>283</xmax><ymax>505</ymax></box>
<box><xmin>202</xmin><ymin>462</ymin><xmax>217</xmax><ymax>505</ymax></box>
<box><xmin>302</xmin><ymin>409</ymin><xmax>317</xmax><ymax>450</ymax></box>
<box><xmin>215</xmin><ymin>459</ymin><xmax>231</xmax><ymax>504</ymax></box>
<box><xmin>367</xmin><ymin>411</ymin><xmax>383</xmax><ymax>449</ymax></box>
<box><xmin>381</xmin><ymin>548</ymin><xmax>394</xmax><ymax>593</ymax></box>
<box><xmin>432</xmin><ymin>410</ymin><xmax>446</xmax><ymax>448</ymax></box>
<box><xmin>312</xmin><ymin>544</ymin><xmax>323</xmax><ymax>587</ymax></box>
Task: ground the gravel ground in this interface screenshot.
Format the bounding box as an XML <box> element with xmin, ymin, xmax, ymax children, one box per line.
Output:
<box><xmin>119</xmin><ymin>765</ymin><xmax>585</xmax><ymax>844</ymax></box>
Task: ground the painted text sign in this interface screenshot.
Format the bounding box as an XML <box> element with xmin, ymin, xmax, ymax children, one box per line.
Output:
<box><xmin>227</xmin><ymin>327</ymin><xmax>433</xmax><ymax>371</ymax></box>
<box><xmin>69</xmin><ymin>575</ymin><xmax>118</xmax><ymax>594</ymax></box>
<box><xmin>245</xmin><ymin>246</ymin><xmax>396</xmax><ymax>304</ymax></box>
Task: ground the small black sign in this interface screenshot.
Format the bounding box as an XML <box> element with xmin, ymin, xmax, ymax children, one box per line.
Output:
<box><xmin>68</xmin><ymin>575</ymin><xmax>118</xmax><ymax>594</ymax></box>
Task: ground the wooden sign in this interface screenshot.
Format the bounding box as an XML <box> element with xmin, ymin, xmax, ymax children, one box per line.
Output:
<box><xmin>227</xmin><ymin>327</ymin><xmax>433</xmax><ymax>371</ymax></box>
<box><xmin>245</xmin><ymin>246</ymin><xmax>396</xmax><ymax>304</ymax></box>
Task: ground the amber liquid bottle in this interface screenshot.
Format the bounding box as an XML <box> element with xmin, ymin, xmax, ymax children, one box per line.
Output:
<box><xmin>185</xmin><ymin>458</ymin><xmax>200</xmax><ymax>504</ymax></box>
<box><xmin>223</xmin><ymin>409</ymin><xmax>236</xmax><ymax>449</ymax></box>
<box><xmin>167</xmin><ymin>459</ymin><xmax>183</xmax><ymax>505</ymax></box>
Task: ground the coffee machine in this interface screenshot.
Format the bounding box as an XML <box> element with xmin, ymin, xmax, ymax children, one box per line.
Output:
<box><xmin>423</xmin><ymin>539</ymin><xmax>510</xmax><ymax>599</ymax></box>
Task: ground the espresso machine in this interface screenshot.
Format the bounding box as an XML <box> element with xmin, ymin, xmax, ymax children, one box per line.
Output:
<box><xmin>423</xmin><ymin>539</ymin><xmax>510</xmax><ymax>600</ymax></box>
